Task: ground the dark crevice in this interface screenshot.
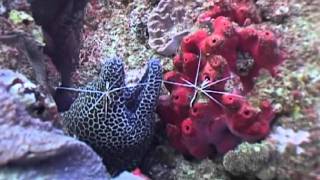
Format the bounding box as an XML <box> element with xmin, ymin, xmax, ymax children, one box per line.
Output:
<box><xmin>30</xmin><ymin>0</ymin><xmax>89</xmax><ymax>111</ymax></box>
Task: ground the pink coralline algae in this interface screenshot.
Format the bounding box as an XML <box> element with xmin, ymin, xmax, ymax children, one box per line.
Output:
<box><xmin>157</xmin><ymin>3</ymin><xmax>286</xmax><ymax>158</ymax></box>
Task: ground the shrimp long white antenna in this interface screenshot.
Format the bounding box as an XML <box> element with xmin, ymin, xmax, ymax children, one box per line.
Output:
<box><xmin>199</xmin><ymin>88</ymin><xmax>225</xmax><ymax>108</ymax></box>
<box><xmin>194</xmin><ymin>50</ymin><xmax>202</xmax><ymax>87</ymax></box>
<box><xmin>55</xmin><ymin>86</ymin><xmax>105</xmax><ymax>94</ymax></box>
<box><xmin>108</xmin><ymin>82</ymin><xmax>157</xmax><ymax>94</ymax></box>
<box><xmin>181</xmin><ymin>78</ymin><xmax>224</xmax><ymax>108</ymax></box>
<box><xmin>203</xmin><ymin>89</ymin><xmax>245</xmax><ymax>99</ymax></box>
<box><xmin>56</xmin><ymin>81</ymin><xmax>161</xmax><ymax>116</ymax></box>
<box><xmin>160</xmin><ymin>80</ymin><xmax>194</xmax><ymax>88</ymax></box>
<box><xmin>158</xmin><ymin>50</ymin><xmax>236</xmax><ymax>109</ymax></box>
<box><xmin>202</xmin><ymin>76</ymin><xmax>232</xmax><ymax>89</ymax></box>
<box><xmin>189</xmin><ymin>50</ymin><xmax>203</xmax><ymax>107</ymax></box>
<box><xmin>180</xmin><ymin>78</ymin><xmax>198</xmax><ymax>107</ymax></box>
<box><xmin>90</xmin><ymin>91</ymin><xmax>107</xmax><ymax>112</ymax></box>
<box><xmin>55</xmin><ymin>82</ymin><xmax>158</xmax><ymax>95</ymax></box>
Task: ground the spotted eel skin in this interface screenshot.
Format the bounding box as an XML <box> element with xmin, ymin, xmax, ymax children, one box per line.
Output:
<box><xmin>62</xmin><ymin>57</ymin><xmax>162</xmax><ymax>175</ymax></box>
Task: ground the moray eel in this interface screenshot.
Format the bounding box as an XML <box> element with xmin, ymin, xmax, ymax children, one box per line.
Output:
<box><xmin>62</xmin><ymin>57</ymin><xmax>162</xmax><ymax>175</ymax></box>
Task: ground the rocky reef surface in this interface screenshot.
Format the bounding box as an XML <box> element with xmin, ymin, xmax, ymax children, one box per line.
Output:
<box><xmin>0</xmin><ymin>76</ymin><xmax>110</xmax><ymax>179</ymax></box>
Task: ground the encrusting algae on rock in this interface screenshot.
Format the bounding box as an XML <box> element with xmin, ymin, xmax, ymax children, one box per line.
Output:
<box><xmin>0</xmin><ymin>81</ymin><xmax>109</xmax><ymax>179</ymax></box>
<box><xmin>223</xmin><ymin>142</ymin><xmax>276</xmax><ymax>180</ymax></box>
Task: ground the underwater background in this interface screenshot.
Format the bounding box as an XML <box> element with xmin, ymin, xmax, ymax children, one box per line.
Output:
<box><xmin>0</xmin><ymin>0</ymin><xmax>319</xmax><ymax>179</ymax></box>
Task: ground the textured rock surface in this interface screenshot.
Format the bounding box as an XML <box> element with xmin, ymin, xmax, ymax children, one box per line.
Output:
<box><xmin>223</xmin><ymin>142</ymin><xmax>276</xmax><ymax>180</ymax></box>
<box><xmin>147</xmin><ymin>0</ymin><xmax>206</xmax><ymax>56</ymax></box>
<box><xmin>173</xmin><ymin>158</ymin><xmax>230</xmax><ymax>180</ymax></box>
<box><xmin>0</xmin><ymin>69</ymin><xmax>58</xmax><ymax>122</ymax></box>
<box><xmin>0</xmin><ymin>8</ymin><xmax>50</xmax><ymax>89</ymax></box>
<box><xmin>0</xmin><ymin>84</ymin><xmax>109</xmax><ymax>179</ymax></box>
<box><xmin>256</xmin><ymin>0</ymin><xmax>291</xmax><ymax>23</ymax></box>
<box><xmin>0</xmin><ymin>0</ymin><xmax>63</xmax><ymax>112</ymax></box>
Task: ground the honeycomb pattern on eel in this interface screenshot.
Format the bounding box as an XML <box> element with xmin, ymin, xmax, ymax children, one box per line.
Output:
<box><xmin>62</xmin><ymin>57</ymin><xmax>162</xmax><ymax>175</ymax></box>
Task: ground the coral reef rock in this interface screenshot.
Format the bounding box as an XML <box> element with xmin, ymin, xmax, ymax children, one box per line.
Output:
<box><xmin>0</xmin><ymin>84</ymin><xmax>109</xmax><ymax>179</ymax></box>
<box><xmin>0</xmin><ymin>69</ymin><xmax>57</xmax><ymax>122</ymax></box>
<box><xmin>62</xmin><ymin>57</ymin><xmax>163</xmax><ymax>175</ymax></box>
<box><xmin>173</xmin><ymin>158</ymin><xmax>230</xmax><ymax>180</ymax></box>
<box><xmin>256</xmin><ymin>0</ymin><xmax>290</xmax><ymax>23</ymax></box>
<box><xmin>147</xmin><ymin>0</ymin><xmax>206</xmax><ymax>56</ymax></box>
<box><xmin>223</xmin><ymin>142</ymin><xmax>276</xmax><ymax>180</ymax></box>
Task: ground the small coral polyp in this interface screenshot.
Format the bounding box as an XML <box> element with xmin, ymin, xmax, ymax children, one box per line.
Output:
<box><xmin>158</xmin><ymin>13</ymin><xmax>285</xmax><ymax>158</ymax></box>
